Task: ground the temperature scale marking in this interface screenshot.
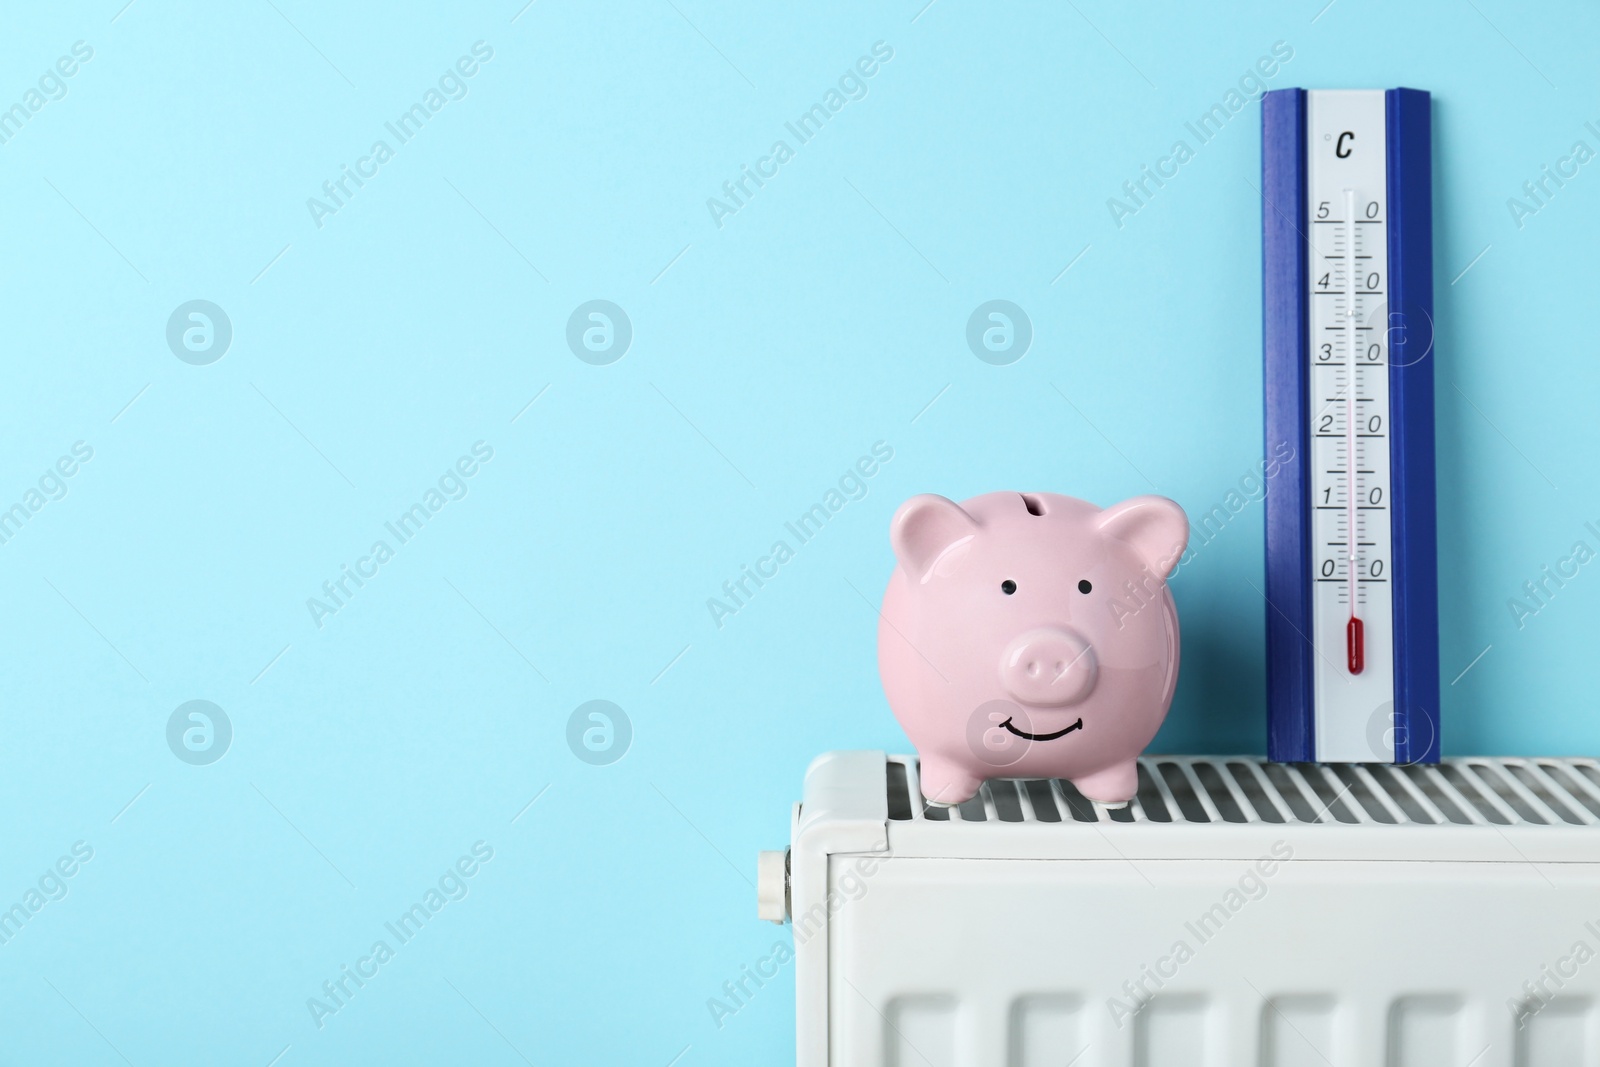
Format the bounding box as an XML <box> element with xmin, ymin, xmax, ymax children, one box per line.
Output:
<box><xmin>1262</xmin><ymin>88</ymin><xmax>1440</xmax><ymax>764</ymax></box>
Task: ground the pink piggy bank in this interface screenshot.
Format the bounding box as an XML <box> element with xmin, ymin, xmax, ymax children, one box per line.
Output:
<box><xmin>878</xmin><ymin>491</ymin><xmax>1189</xmax><ymax>806</ymax></box>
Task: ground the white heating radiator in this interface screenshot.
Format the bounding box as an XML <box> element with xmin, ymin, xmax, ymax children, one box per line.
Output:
<box><xmin>756</xmin><ymin>752</ymin><xmax>1600</xmax><ymax>1066</ymax></box>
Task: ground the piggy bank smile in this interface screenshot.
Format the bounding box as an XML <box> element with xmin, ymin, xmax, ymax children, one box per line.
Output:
<box><xmin>997</xmin><ymin>714</ymin><xmax>1083</xmax><ymax>742</ymax></box>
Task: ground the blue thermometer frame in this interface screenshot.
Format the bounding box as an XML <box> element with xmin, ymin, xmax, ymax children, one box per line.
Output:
<box><xmin>1262</xmin><ymin>88</ymin><xmax>1440</xmax><ymax>764</ymax></box>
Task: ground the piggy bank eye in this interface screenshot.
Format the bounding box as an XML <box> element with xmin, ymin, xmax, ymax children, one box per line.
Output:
<box><xmin>1078</xmin><ymin>580</ymin><xmax>1093</xmax><ymax>594</ymax></box>
<box><xmin>1000</xmin><ymin>580</ymin><xmax>1017</xmax><ymax>595</ymax></box>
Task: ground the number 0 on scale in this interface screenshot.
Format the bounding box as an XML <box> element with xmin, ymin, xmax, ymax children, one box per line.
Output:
<box><xmin>1262</xmin><ymin>89</ymin><xmax>1440</xmax><ymax>763</ymax></box>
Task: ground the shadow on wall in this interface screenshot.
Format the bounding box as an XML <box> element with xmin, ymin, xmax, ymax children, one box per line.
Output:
<box><xmin>1156</xmin><ymin>604</ymin><xmax>1264</xmax><ymax>754</ymax></box>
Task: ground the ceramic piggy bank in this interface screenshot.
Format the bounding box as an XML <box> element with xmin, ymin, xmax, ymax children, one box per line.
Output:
<box><xmin>878</xmin><ymin>491</ymin><xmax>1188</xmax><ymax>806</ymax></box>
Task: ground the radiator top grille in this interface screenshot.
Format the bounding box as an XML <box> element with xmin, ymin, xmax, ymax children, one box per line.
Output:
<box><xmin>886</xmin><ymin>756</ymin><xmax>1600</xmax><ymax>827</ymax></box>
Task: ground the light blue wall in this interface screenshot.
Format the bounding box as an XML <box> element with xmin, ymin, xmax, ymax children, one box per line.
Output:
<box><xmin>1</xmin><ymin>1</ymin><xmax>1595</xmax><ymax>1062</ymax></box>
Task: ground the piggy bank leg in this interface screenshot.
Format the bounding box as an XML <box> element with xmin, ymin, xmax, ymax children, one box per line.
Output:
<box><xmin>918</xmin><ymin>758</ymin><xmax>981</xmax><ymax>807</ymax></box>
<box><xmin>1071</xmin><ymin>760</ymin><xmax>1139</xmax><ymax>805</ymax></box>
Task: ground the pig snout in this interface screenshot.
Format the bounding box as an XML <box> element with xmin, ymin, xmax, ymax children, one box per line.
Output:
<box><xmin>999</xmin><ymin>627</ymin><xmax>1097</xmax><ymax>707</ymax></box>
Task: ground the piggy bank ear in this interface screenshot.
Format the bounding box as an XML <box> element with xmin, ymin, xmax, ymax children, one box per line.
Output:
<box><xmin>1097</xmin><ymin>496</ymin><xmax>1189</xmax><ymax>578</ymax></box>
<box><xmin>890</xmin><ymin>494</ymin><xmax>980</xmax><ymax>581</ymax></box>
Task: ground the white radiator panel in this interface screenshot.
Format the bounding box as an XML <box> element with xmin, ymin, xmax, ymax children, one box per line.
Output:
<box><xmin>772</xmin><ymin>753</ymin><xmax>1600</xmax><ymax>1067</ymax></box>
<box><xmin>826</xmin><ymin>857</ymin><xmax>1600</xmax><ymax>1065</ymax></box>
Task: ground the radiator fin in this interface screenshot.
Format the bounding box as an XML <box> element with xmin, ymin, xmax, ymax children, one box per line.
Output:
<box><xmin>1515</xmin><ymin>996</ymin><xmax>1596</xmax><ymax>1066</ymax></box>
<box><xmin>1386</xmin><ymin>995</ymin><xmax>1464</xmax><ymax>1067</ymax></box>
<box><xmin>883</xmin><ymin>995</ymin><xmax>956</xmax><ymax>1067</ymax></box>
<box><xmin>1534</xmin><ymin>762</ymin><xmax>1600</xmax><ymax>821</ymax></box>
<box><xmin>885</xmin><ymin>756</ymin><xmax>1600</xmax><ymax>828</ymax></box>
<box><xmin>1329</xmin><ymin>764</ymin><xmax>1402</xmax><ymax>823</ymax></box>
<box><xmin>1134</xmin><ymin>993</ymin><xmax>1211</xmax><ymax>1066</ymax></box>
<box><xmin>1007</xmin><ymin>995</ymin><xmax>1085</xmax><ymax>1067</ymax></box>
<box><xmin>1260</xmin><ymin>994</ymin><xmax>1336</xmax><ymax>1066</ymax></box>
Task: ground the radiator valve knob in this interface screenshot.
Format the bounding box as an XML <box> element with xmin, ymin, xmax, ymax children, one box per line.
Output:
<box><xmin>757</xmin><ymin>849</ymin><xmax>788</xmax><ymax>923</ymax></box>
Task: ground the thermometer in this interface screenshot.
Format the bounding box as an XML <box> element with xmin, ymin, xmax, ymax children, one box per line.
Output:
<box><xmin>1261</xmin><ymin>88</ymin><xmax>1440</xmax><ymax>763</ymax></box>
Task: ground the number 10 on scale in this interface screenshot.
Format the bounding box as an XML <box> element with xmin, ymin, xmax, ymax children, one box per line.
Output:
<box><xmin>1262</xmin><ymin>89</ymin><xmax>1440</xmax><ymax>764</ymax></box>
